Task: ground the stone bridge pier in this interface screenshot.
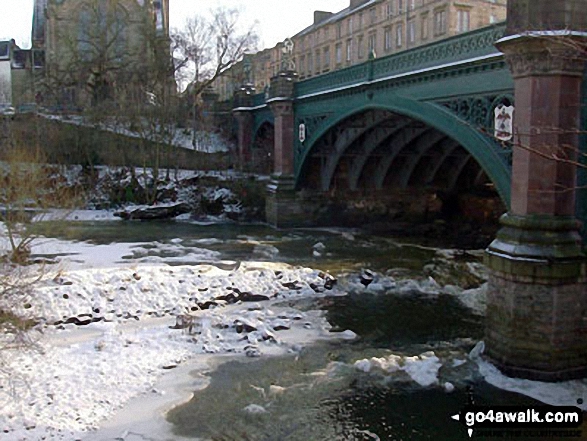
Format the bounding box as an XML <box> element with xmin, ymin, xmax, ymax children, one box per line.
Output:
<box><xmin>264</xmin><ymin>70</ymin><xmax>306</xmax><ymax>227</ymax></box>
<box><xmin>485</xmin><ymin>0</ymin><xmax>587</xmax><ymax>381</ymax></box>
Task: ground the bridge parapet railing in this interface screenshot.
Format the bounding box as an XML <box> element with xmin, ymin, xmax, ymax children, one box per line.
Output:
<box><xmin>295</xmin><ymin>23</ymin><xmax>506</xmax><ymax>98</ymax></box>
<box><xmin>295</xmin><ymin>63</ymin><xmax>370</xmax><ymax>97</ymax></box>
<box><xmin>252</xmin><ymin>93</ymin><xmax>266</xmax><ymax>107</ymax></box>
<box><xmin>372</xmin><ymin>23</ymin><xmax>506</xmax><ymax>81</ymax></box>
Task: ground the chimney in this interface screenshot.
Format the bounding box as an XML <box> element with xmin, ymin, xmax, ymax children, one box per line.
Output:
<box><xmin>350</xmin><ymin>0</ymin><xmax>371</xmax><ymax>9</ymax></box>
<box><xmin>314</xmin><ymin>11</ymin><xmax>334</xmax><ymax>25</ymax></box>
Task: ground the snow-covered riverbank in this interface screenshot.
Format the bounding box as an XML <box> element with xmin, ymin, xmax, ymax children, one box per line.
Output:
<box><xmin>1</xmin><ymin>223</ymin><xmax>586</xmax><ymax>440</ymax></box>
<box><xmin>0</xmin><ymin>253</ymin><xmax>343</xmax><ymax>440</ymax></box>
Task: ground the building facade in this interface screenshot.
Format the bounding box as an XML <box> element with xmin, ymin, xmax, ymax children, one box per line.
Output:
<box><xmin>32</xmin><ymin>0</ymin><xmax>171</xmax><ymax>109</ymax></box>
<box><xmin>0</xmin><ymin>40</ymin><xmax>36</xmax><ymax>110</ymax></box>
<box><xmin>215</xmin><ymin>0</ymin><xmax>507</xmax><ymax>101</ymax></box>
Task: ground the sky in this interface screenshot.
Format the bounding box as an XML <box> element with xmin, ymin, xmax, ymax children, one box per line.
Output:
<box><xmin>0</xmin><ymin>0</ymin><xmax>350</xmax><ymax>50</ymax></box>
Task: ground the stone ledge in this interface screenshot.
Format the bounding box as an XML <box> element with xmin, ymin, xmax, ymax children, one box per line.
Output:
<box><xmin>485</xmin><ymin>213</ymin><xmax>586</xmax><ymax>280</ymax></box>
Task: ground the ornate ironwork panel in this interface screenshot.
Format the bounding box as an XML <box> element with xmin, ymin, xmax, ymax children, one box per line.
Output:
<box><xmin>293</xmin><ymin>23</ymin><xmax>506</xmax><ymax>100</ymax></box>
<box><xmin>438</xmin><ymin>94</ymin><xmax>515</xmax><ymax>167</ymax></box>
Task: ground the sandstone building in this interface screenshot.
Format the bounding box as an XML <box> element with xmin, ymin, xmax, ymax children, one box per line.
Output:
<box><xmin>215</xmin><ymin>0</ymin><xmax>507</xmax><ymax>101</ymax></box>
<box><xmin>32</xmin><ymin>0</ymin><xmax>171</xmax><ymax>109</ymax></box>
<box><xmin>0</xmin><ymin>40</ymin><xmax>37</xmax><ymax>110</ymax></box>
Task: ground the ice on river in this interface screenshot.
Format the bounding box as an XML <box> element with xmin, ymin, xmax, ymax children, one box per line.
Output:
<box><xmin>0</xmin><ymin>231</ymin><xmax>343</xmax><ymax>440</ymax></box>
<box><xmin>1</xmin><ymin>227</ymin><xmax>586</xmax><ymax>440</ymax></box>
<box><xmin>354</xmin><ymin>351</ymin><xmax>442</xmax><ymax>387</ymax></box>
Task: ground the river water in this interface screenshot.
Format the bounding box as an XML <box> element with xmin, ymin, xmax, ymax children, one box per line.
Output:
<box><xmin>31</xmin><ymin>220</ymin><xmax>547</xmax><ymax>440</ymax></box>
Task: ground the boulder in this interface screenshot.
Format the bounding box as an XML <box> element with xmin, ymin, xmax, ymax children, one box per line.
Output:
<box><xmin>115</xmin><ymin>202</ymin><xmax>191</xmax><ymax>220</ymax></box>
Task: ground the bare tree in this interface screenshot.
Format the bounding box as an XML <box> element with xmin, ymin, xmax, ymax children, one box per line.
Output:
<box><xmin>172</xmin><ymin>7</ymin><xmax>258</xmax><ymax>97</ymax></box>
<box><xmin>40</xmin><ymin>0</ymin><xmax>169</xmax><ymax>112</ymax></box>
<box><xmin>0</xmin><ymin>146</ymin><xmax>81</xmax><ymax>264</ymax></box>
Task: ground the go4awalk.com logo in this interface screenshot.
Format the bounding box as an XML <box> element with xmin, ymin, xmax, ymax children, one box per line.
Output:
<box><xmin>451</xmin><ymin>405</ymin><xmax>583</xmax><ymax>438</ymax></box>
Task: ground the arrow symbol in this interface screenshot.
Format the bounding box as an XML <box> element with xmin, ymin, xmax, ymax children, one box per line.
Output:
<box><xmin>468</xmin><ymin>428</ymin><xmax>474</xmax><ymax>438</ymax></box>
<box><xmin>451</xmin><ymin>414</ymin><xmax>460</xmax><ymax>421</ymax></box>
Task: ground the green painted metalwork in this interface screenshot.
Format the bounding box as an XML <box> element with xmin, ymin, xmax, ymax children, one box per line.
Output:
<box><xmin>295</xmin><ymin>97</ymin><xmax>513</xmax><ymax>206</ymax></box>
<box><xmin>252</xmin><ymin>93</ymin><xmax>266</xmax><ymax>107</ymax></box>
<box><xmin>246</xmin><ymin>23</ymin><xmax>516</xmax><ymax>206</ymax></box>
<box><xmin>296</xmin><ymin>23</ymin><xmax>506</xmax><ymax>98</ymax></box>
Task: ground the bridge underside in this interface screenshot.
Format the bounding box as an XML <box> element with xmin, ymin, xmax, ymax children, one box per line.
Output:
<box><xmin>300</xmin><ymin>109</ymin><xmax>497</xmax><ymax>193</ymax></box>
<box><xmin>296</xmin><ymin>109</ymin><xmax>505</xmax><ymax>230</ymax></box>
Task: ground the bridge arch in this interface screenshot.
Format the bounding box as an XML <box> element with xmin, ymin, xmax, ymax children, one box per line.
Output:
<box><xmin>296</xmin><ymin>98</ymin><xmax>511</xmax><ymax>207</ymax></box>
<box><xmin>251</xmin><ymin>120</ymin><xmax>274</xmax><ymax>174</ymax></box>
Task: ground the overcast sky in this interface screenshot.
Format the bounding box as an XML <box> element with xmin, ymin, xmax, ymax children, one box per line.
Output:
<box><xmin>0</xmin><ymin>0</ymin><xmax>350</xmax><ymax>50</ymax></box>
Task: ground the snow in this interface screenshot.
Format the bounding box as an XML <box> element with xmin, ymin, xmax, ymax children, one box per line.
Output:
<box><xmin>1</xmin><ymin>218</ymin><xmax>585</xmax><ymax>438</ymax></box>
<box><xmin>243</xmin><ymin>404</ymin><xmax>268</xmax><ymax>414</ymax></box>
<box><xmin>468</xmin><ymin>340</ymin><xmax>587</xmax><ymax>411</ymax></box>
<box><xmin>40</xmin><ymin>114</ymin><xmax>231</xmax><ymax>153</ymax></box>
<box><xmin>353</xmin><ymin>351</ymin><xmax>442</xmax><ymax>387</ymax></box>
<box><xmin>454</xmin><ymin>283</ymin><xmax>487</xmax><ymax>315</ymax></box>
<box><xmin>0</xmin><ymin>231</ymin><xmax>343</xmax><ymax>440</ymax></box>
<box><xmin>478</xmin><ymin>359</ymin><xmax>587</xmax><ymax>411</ymax></box>
<box><xmin>32</xmin><ymin>209</ymin><xmax>121</xmax><ymax>222</ymax></box>
<box><xmin>444</xmin><ymin>382</ymin><xmax>455</xmax><ymax>393</ymax></box>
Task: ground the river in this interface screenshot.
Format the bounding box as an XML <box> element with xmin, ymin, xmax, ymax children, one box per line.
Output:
<box><xmin>28</xmin><ymin>220</ymin><xmax>569</xmax><ymax>440</ymax></box>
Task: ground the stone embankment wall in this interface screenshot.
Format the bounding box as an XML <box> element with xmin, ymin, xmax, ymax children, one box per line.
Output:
<box><xmin>2</xmin><ymin>115</ymin><xmax>234</xmax><ymax>171</ymax></box>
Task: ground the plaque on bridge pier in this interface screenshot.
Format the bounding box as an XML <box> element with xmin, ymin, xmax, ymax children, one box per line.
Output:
<box><xmin>494</xmin><ymin>104</ymin><xmax>514</xmax><ymax>142</ymax></box>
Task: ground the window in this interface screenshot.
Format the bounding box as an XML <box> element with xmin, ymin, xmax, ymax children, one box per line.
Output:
<box><xmin>307</xmin><ymin>53</ymin><xmax>313</xmax><ymax>75</ymax></box>
<box><xmin>434</xmin><ymin>9</ymin><xmax>447</xmax><ymax>35</ymax></box>
<box><xmin>346</xmin><ymin>39</ymin><xmax>352</xmax><ymax>61</ymax></box>
<box><xmin>396</xmin><ymin>23</ymin><xmax>403</xmax><ymax>47</ymax></box>
<box><xmin>153</xmin><ymin>0</ymin><xmax>165</xmax><ymax>35</ymax></box>
<box><xmin>348</xmin><ymin>17</ymin><xmax>353</xmax><ymax>34</ymax></box>
<box><xmin>114</xmin><ymin>26</ymin><xmax>126</xmax><ymax>62</ymax></box>
<box><xmin>408</xmin><ymin>20</ymin><xmax>416</xmax><ymax>44</ymax></box>
<box><xmin>368</xmin><ymin>32</ymin><xmax>377</xmax><ymax>55</ymax></box>
<box><xmin>78</xmin><ymin>8</ymin><xmax>93</xmax><ymax>61</ymax></box>
<box><xmin>335</xmin><ymin>43</ymin><xmax>342</xmax><ymax>64</ymax></box>
<box><xmin>78</xmin><ymin>3</ymin><xmax>127</xmax><ymax>62</ymax></box>
<box><xmin>323</xmin><ymin>46</ymin><xmax>330</xmax><ymax>69</ymax></box>
<box><xmin>33</xmin><ymin>49</ymin><xmax>45</xmax><ymax>69</ymax></box>
<box><xmin>408</xmin><ymin>0</ymin><xmax>415</xmax><ymax>11</ymax></box>
<box><xmin>0</xmin><ymin>42</ymin><xmax>9</xmax><ymax>60</ymax></box>
<box><xmin>457</xmin><ymin>9</ymin><xmax>470</xmax><ymax>32</ymax></box>
<box><xmin>358</xmin><ymin>35</ymin><xmax>365</xmax><ymax>58</ymax></box>
<box><xmin>397</xmin><ymin>0</ymin><xmax>404</xmax><ymax>14</ymax></box>
<box><xmin>386</xmin><ymin>1</ymin><xmax>395</xmax><ymax>18</ymax></box>
<box><xmin>12</xmin><ymin>50</ymin><xmax>27</xmax><ymax>69</ymax></box>
<box><xmin>490</xmin><ymin>14</ymin><xmax>497</xmax><ymax>24</ymax></box>
<box><xmin>315</xmin><ymin>49</ymin><xmax>321</xmax><ymax>72</ymax></box>
<box><xmin>358</xmin><ymin>13</ymin><xmax>363</xmax><ymax>30</ymax></box>
<box><xmin>384</xmin><ymin>27</ymin><xmax>392</xmax><ymax>51</ymax></box>
<box><xmin>421</xmin><ymin>14</ymin><xmax>429</xmax><ymax>40</ymax></box>
<box><xmin>299</xmin><ymin>55</ymin><xmax>305</xmax><ymax>75</ymax></box>
<box><xmin>370</xmin><ymin>7</ymin><xmax>377</xmax><ymax>24</ymax></box>
<box><xmin>337</xmin><ymin>22</ymin><xmax>343</xmax><ymax>39</ymax></box>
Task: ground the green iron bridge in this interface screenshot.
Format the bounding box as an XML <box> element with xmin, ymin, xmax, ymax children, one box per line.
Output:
<box><xmin>234</xmin><ymin>9</ymin><xmax>587</xmax><ymax>382</ymax></box>
<box><xmin>234</xmin><ymin>21</ymin><xmax>587</xmax><ymax>235</ymax></box>
<box><xmin>240</xmin><ymin>23</ymin><xmax>515</xmax><ymax>206</ymax></box>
